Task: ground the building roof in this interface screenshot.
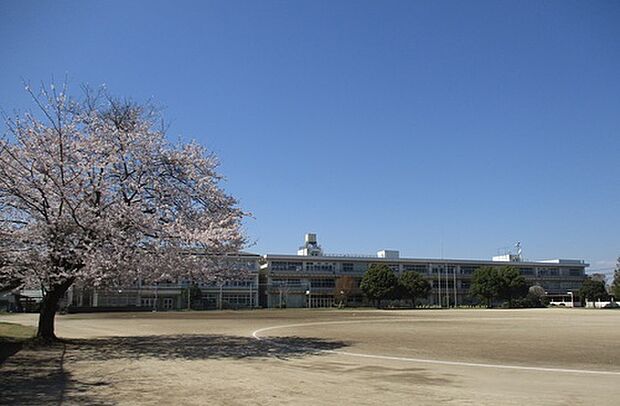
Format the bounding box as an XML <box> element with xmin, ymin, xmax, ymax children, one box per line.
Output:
<box><xmin>262</xmin><ymin>253</ymin><xmax>588</xmax><ymax>268</ymax></box>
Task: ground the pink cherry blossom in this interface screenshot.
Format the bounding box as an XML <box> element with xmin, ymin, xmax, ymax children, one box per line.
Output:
<box><xmin>0</xmin><ymin>84</ymin><xmax>247</xmax><ymax>339</ymax></box>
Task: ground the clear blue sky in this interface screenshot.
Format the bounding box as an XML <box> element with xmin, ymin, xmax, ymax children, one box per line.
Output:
<box><xmin>1</xmin><ymin>1</ymin><xmax>618</xmax><ymax>274</ymax></box>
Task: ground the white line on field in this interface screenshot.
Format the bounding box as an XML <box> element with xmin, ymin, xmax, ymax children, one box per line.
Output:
<box><xmin>251</xmin><ymin>318</ymin><xmax>620</xmax><ymax>376</ymax></box>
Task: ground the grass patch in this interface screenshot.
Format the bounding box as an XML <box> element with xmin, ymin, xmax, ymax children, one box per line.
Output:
<box><xmin>0</xmin><ymin>322</ymin><xmax>36</xmax><ymax>340</ymax></box>
<box><xmin>0</xmin><ymin>322</ymin><xmax>36</xmax><ymax>363</ymax></box>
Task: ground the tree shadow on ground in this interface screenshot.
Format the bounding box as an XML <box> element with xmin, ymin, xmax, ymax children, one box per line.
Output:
<box><xmin>62</xmin><ymin>334</ymin><xmax>349</xmax><ymax>362</ymax></box>
<box><xmin>0</xmin><ymin>339</ymin><xmax>23</xmax><ymax>364</ymax></box>
<box><xmin>0</xmin><ymin>342</ymin><xmax>114</xmax><ymax>406</ymax></box>
<box><xmin>0</xmin><ymin>334</ymin><xmax>349</xmax><ymax>405</ymax></box>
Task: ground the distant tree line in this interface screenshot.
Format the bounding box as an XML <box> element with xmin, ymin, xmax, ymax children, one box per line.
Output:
<box><xmin>357</xmin><ymin>263</ymin><xmax>543</xmax><ymax>309</ymax></box>
<box><xmin>355</xmin><ymin>263</ymin><xmax>613</xmax><ymax>309</ymax></box>
<box><xmin>344</xmin><ymin>258</ymin><xmax>620</xmax><ymax>308</ymax></box>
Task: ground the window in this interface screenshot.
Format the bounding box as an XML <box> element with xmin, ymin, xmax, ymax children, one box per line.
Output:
<box><xmin>272</xmin><ymin>261</ymin><xmax>303</xmax><ymax>271</ymax></box>
<box><xmin>311</xmin><ymin>278</ymin><xmax>335</xmax><ymax>288</ymax></box>
<box><xmin>460</xmin><ymin>266</ymin><xmax>477</xmax><ymax>275</ymax></box>
<box><xmin>163</xmin><ymin>298</ymin><xmax>174</xmax><ymax>310</ymax></box>
<box><xmin>204</xmin><ymin>294</ymin><xmax>217</xmax><ymax>308</ymax></box>
<box><xmin>519</xmin><ymin>268</ymin><xmax>534</xmax><ymax>276</ymax></box>
<box><xmin>569</xmin><ymin>269</ymin><xmax>583</xmax><ymax>277</ymax></box>
<box><xmin>305</xmin><ymin>262</ymin><xmax>334</xmax><ymax>272</ymax></box>
<box><xmin>141</xmin><ymin>298</ymin><xmax>156</xmax><ymax>307</ymax></box>
<box><xmin>431</xmin><ymin>265</ymin><xmax>457</xmax><ymax>274</ymax></box>
<box><xmin>539</xmin><ymin>268</ymin><xmax>559</xmax><ymax>276</ymax></box>
<box><xmin>213</xmin><ymin>258</ymin><xmax>259</xmax><ymax>272</ymax></box>
<box><xmin>224</xmin><ymin>279</ymin><xmax>255</xmax><ymax>287</ymax></box>
<box><xmin>352</xmin><ymin>263</ymin><xmax>368</xmax><ymax>272</ymax></box>
<box><xmin>222</xmin><ymin>293</ymin><xmax>252</xmax><ymax>306</ymax></box>
<box><xmin>271</xmin><ymin>278</ymin><xmax>301</xmax><ymax>286</ymax></box>
<box><xmin>342</xmin><ymin>263</ymin><xmax>354</xmax><ymax>272</ymax></box>
<box><xmin>404</xmin><ymin>264</ymin><xmax>427</xmax><ymax>273</ymax></box>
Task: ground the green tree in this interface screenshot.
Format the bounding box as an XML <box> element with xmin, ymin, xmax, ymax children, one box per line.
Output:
<box><xmin>360</xmin><ymin>264</ymin><xmax>398</xmax><ymax>308</ymax></box>
<box><xmin>526</xmin><ymin>285</ymin><xmax>547</xmax><ymax>308</ymax></box>
<box><xmin>398</xmin><ymin>271</ymin><xmax>431</xmax><ymax>308</ymax></box>
<box><xmin>470</xmin><ymin>267</ymin><xmax>499</xmax><ymax>308</ymax></box>
<box><xmin>612</xmin><ymin>257</ymin><xmax>620</xmax><ymax>300</ymax></box>
<box><xmin>579</xmin><ymin>277</ymin><xmax>609</xmax><ymax>304</ymax></box>
<box><xmin>496</xmin><ymin>266</ymin><xmax>529</xmax><ymax>306</ymax></box>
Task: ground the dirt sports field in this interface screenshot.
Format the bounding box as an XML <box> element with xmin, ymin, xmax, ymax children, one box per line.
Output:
<box><xmin>1</xmin><ymin>308</ymin><xmax>619</xmax><ymax>405</ymax></box>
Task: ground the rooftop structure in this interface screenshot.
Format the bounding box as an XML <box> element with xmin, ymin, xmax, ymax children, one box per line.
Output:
<box><xmin>297</xmin><ymin>233</ymin><xmax>323</xmax><ymax>256</ymax></box>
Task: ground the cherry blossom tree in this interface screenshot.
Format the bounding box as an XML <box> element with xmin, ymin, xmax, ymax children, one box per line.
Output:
<box><xmin>0</xmin><ymin>84</ymin><xmax>246</xmax><ymax>340</ymax></box>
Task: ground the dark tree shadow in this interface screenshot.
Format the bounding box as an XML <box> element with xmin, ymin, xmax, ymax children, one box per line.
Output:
<box><xmin>0</xmin><ymin>339</ymin><xmax>23</xmax><ymax>364</ymax></box>
<box><xmin>0</xmin><ymin>342</ymin><xmax>115</xmax><ymax>406</ymax></box>
<box><xmin>62</xmin><ymin>334</ymin><xmax>349</xmax><ymax>362</ymax></box>
<box><xmin>0</xmin><ymin>334</ymin><xmax>349</xmax><ymax>405</ymax></box>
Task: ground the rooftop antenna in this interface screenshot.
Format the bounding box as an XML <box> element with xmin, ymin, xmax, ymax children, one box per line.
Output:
<box><xmin>515</xmin><ymin>241</ymin><xmax>522</xmax><ymax>260</ymax></box>
<box><xmin>440</xmin><ymin>239</ymin><xmax>444</xmax><ymax>259</ymax></box>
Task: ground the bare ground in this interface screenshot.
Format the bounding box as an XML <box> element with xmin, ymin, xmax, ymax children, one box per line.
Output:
<box><xmin>1</xmin><ymin>308</ymin><xmax>618</xmax><ymax>405</ymax></box>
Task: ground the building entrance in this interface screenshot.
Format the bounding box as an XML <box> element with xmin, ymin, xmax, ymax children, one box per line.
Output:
<box><xmin>308</xmin><ymin>296</ymin><xmax>334</xmax><ymax>308</ymax></box>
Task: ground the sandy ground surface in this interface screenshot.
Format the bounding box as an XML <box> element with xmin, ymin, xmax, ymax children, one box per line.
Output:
<box><xmin>1</xmin><ymin>308</ymin><xmax>619</xmax><ymax>405</ymax></box>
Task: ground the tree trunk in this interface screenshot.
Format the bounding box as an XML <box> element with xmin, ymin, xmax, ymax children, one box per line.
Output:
<box><xmin>37</xmin><ymin>279</ymin><xmax>74</xmax><ymax>341</ymax></box>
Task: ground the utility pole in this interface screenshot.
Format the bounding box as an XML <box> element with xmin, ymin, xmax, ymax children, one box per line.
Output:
<box><xmin>187</xmin><ymin>282</ymin><xmax>191</xmax><ymax>311</ymax></box>
<box><xmin>219</xmin><ymin>282</ymin><xmax>223</xmax><ymax>310</ymax></box>
<box><xmin>445</xmin><ymin>264</ymin><xmax>449</xmax><ymax>307</ymax></box>
<box><xmin>453</xmin><ymin>267</ymin><xmax>457</xmax><ymax>307</ymax></box>
<box><xmin>437</xmin><ymin>267</ymin><xmax>441</xmax><ymax>308</ymax></box>
<box><xmin>306</xmin><ymin>282</ymin><xmax>312</xmax><ymax>309</ymax></box>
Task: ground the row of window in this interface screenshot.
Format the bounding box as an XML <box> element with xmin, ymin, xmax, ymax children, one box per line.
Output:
<box><xmin>140</xmin><ymin>297</ymin><xmax>174</xmax><ymax>309</ymax></box>
<box><xmin>311</xmin><ymin>278</ymin><xmax>336</xmax><ymax>288</ymax></box>
<box><xmin>271</xmin><ymin>261</ymin><xmax>303</xmax><ymax>271</ymax></box>
<box><xmin>209</xmin><ymin>260</ymin><xmax>257</xmax><ymax>271</ymax></box>
<box><xmin>271</xmin><ymin>262</ymin><xmax>584</xmax><ymax>277</ymax></box>
<box><xmin>221</xmin><ymin>294</ymin><xmax>253</xmax><ymax>306</ymax></box>
<box><xmin>403</xmin><ymin>264</ymin><xmax>428</xmax><ymax>273</ymax></box>
<box><xmin>268</xmin><ymin>277</ymin><xmax>583</xmax><ymax>291</ymax></box>
<box><xmin>202</xmin><ymin>293</ymin><xmax>253</xmax><ymax>306</ymax></box>
<box><xmin>305</xmin><ymin>263</ymin><xmax>335</xmax><ymax>271</ymax></box>
<box><xmin>271</xmin><ymin>278</ymin><xmax>303</xmax><ymax>286</ymax></box>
